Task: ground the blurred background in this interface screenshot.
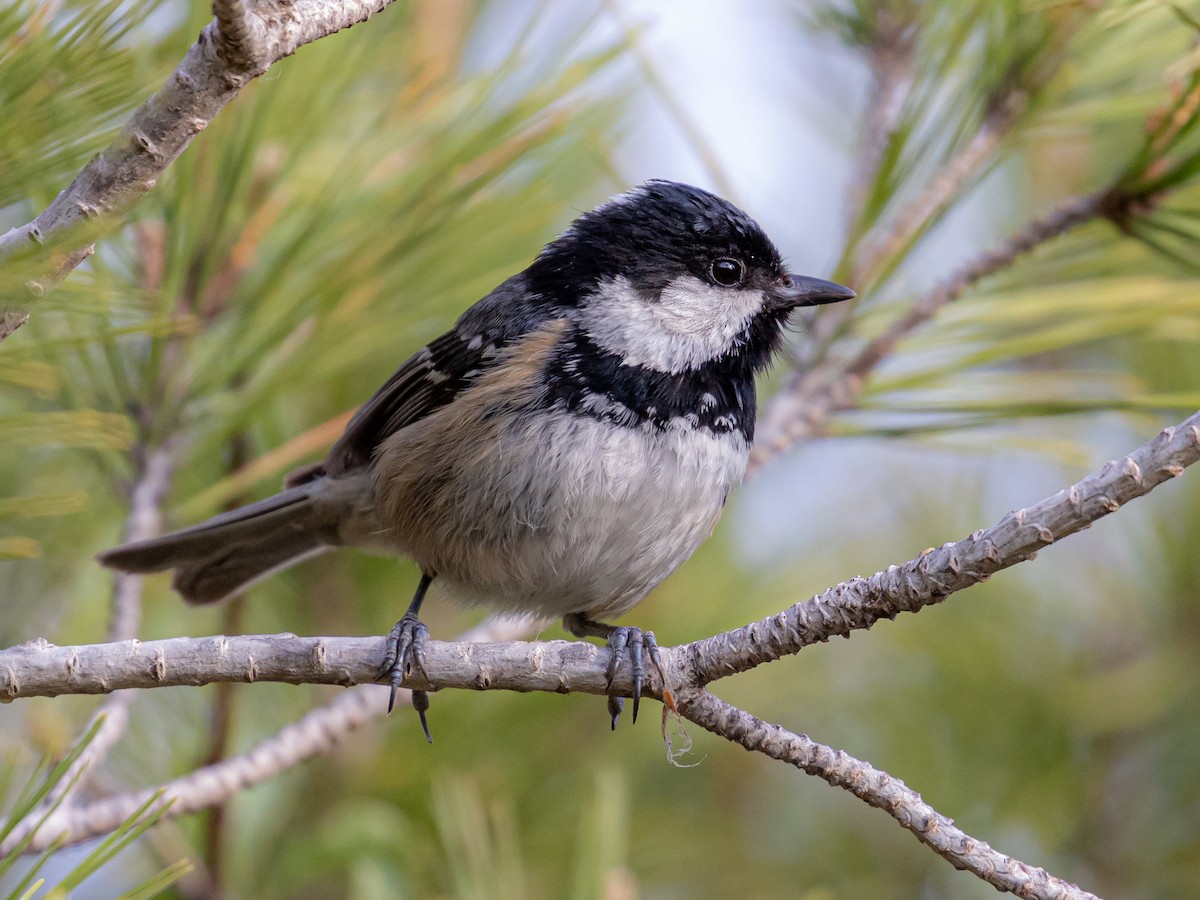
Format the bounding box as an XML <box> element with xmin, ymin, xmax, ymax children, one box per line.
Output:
<box><xmin>3</xmin><ymin>0</ymin><xmax>1200</xmax><ymax>897</ymax></box>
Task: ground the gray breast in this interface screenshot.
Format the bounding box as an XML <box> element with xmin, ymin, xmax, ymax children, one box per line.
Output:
<box><xmin>379</xmin><ymin>407</ymin><xmax>749</xmax><ymax>620</ymax></box>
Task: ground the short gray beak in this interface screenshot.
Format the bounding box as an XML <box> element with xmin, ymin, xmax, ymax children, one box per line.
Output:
<box><xmin>776</xmin><ymin>275</ymin><xmax>856</xmax><ymax>307</ymax></box>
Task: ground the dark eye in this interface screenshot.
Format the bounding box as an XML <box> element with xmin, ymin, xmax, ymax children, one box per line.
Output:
<box><xmin>710</xmin><ymin>258</ymin><xmax>744</xmax><ymax>287</ymax></box>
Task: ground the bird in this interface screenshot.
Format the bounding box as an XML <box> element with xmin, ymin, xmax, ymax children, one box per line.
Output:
<box><xmin>98</xmin><ymin>180</ymin><xmax>854</xmax><ymax>739</ymax></box>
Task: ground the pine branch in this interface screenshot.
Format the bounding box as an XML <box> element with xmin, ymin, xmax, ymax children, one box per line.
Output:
<box><xmin>0</xmin><ymin>0</ymin><xmax>401</xmax><ymax>341</ymax></box>
<box><xmin>23</xmin><ymin>448</ymin><xmax>173</xmax><ymax>823</ymax></box>
<box><xmin>3</xmin><ymin>407</ymin><xmax>1197</xmax><ymax>898</ymax></box>
<box><xmin>0</xmin><ymin>617</ymin><xmax>537</xmax><ymax>857</ymax></box>
<box><xmin>753</xmin><ymin>189</ymin><xmax>1108</xmax><ymax>465</ymax></box>
<box><xmin>677</xmin><ymin>690</ymin><xmax>1098</xmax><ymax>900</ymax></box>
<box><xmin>844</xmin><ymin>11</ymin><xmax>915</xmax><ymax>237</ymax></box>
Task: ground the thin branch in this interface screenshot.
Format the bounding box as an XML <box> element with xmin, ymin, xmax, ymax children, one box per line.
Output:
<box><xmin>0</xmin><ymin>617</ymin><xmax>540</xmax><ymax>856</ymax></box>
<box><xmin>844</xmin><ymin>12</ymin><xmax>916</xmax><ymax>237</ymax></box>
<box><xmin>752</xmin><ymin>189</ymin><xmax>1107</xmax><ymax>467</ymax></box>
<box><xmin>2</xmin><ymin>407</ymin><xmax>1197</xmax><ymax>882</ymax></box>
<box><xmin>706</xmin><ymin>410</ymin><xmax>1200</xmax><ymax>682</ymax></box>
<box><xmin>30</xmin><ymin>448</ymin><xmax>173</xmax><ymax>822</ymax></box>
<box><xmin>843</xmin><ymin>193</ymin><xmax>1108</xmax><ymax>385</ymax></box>
<box><xmin>0</xmin><ymin>631</ymin><xmax>616</xmax><ymax>700</ymax></box>
<box><xmin>5</xmin><ymin>409</ymin><xmax>1198</xmax><ymax>704</ymax></box>
<box><xmin>211</xmin><ymin>0</ymin><xmax>269</xmax><ymax>72</ymax></box>
<box><xmin>0</xmin><ymin>0</ymin><xmax>400</xmax><ymax>341</ymax></box>
<box><xmin>851</xmin><ymin>93</ymin><xmax>1025</xmax><ymax>287</ymax></box>
<box><xmin>677</xmin><ymin>690</ymin><xmax>1099</xmax><ymax>900</ymax></box>
<box><xmin>108</xmin><ymin>448</ymin><xmax>173</xmax><ymax>644</ymax></box>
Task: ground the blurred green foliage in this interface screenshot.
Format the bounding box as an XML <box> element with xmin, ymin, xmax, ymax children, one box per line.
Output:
<box><xmin>3</xmin><ymin>0</ymin><xmax>1200</xmax><ymax>898</ymax></box>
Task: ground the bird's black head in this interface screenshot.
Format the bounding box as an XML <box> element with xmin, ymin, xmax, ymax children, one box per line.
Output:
<box><xmin>526</xmin><ymin>180</ymin><xmax>853</xmax><ymax>375</ymax></box>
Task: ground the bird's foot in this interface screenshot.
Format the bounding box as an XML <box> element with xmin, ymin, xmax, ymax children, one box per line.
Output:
<box><xmin>605</xmin><ymin>626</ymin><xmax>664</xmax><ymax>728</ymax></box>
<box><xmin>380</xmin><ymin>609</ymin><xmax>433</xmax><ymax>742</ymax></box>
<box><xmin>564</xmin><ymin>614</ymin><xmax>665</xmax><ymax>729</ymax></box>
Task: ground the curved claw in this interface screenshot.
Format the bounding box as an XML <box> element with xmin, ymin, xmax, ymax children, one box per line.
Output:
<box><xmin>412</xmin><ymin>689</ymin><xmax>433</xmax><ymax>743</ymax></box>
<box><xmin>608</xmin><ymin>695</ymin><xmax>624</xmax><ymax>731</ymax></box>
<box><xmin>602</xmin><ymin>626</ymin><xmax>661</xmax><ymax>727</ymax></box>
<box><xmin>564</xmin><ymin>614</ymin><xmax>668</xmax><ymax>730</ymax></box>
<box><xmin>381</xmin><ymin>610</ymin><xmax>434</xmax><ymax>740</ymax></box>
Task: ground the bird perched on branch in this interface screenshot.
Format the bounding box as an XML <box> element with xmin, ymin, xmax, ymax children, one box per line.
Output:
<box><xmin>99</xmin><ymin>180</ymin><xmax>854</xmax><ymax>739</ymax></box>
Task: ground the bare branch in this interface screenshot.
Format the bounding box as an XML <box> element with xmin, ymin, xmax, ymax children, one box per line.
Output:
<box><xmin>703</xmin><ymin>410</ymin><xmax>1200</xmax><ymax>682</ymax></box>
<box><xmin>29</xmin><ymin>448</ymin><xmax>174</xmax><ymax>821</ymax></box>
<box><xmin>5</xmin><ymin>410</ymin><xmax>1198</xmax><ymax>701</ymax></box>
<box><xmin>0</xmin><ymin>630</ymin><xmax>617</xmax><ymax>701</ymax></box>
<box><xmin>0</xmin><ymin>617</ymin><xmax>539</xmax><ymax>856</ymax></box>
<box><xmin>677</xmin><ymin>690</ymin><xmax>1099</xmax><ymax>900</ymax></box>
<box><xmin>108</xmin><ymin>448</ymin><xmax>173</xmax><ymax>644</ymax></box>
<box><xmin>212</xmin><ymin>0</ymin><xmax>270</xmax><ymax>72</ymax></box>
<box><xmin>0</xmin><ymin>0</ymin><xmax>400</xmax><ymax>341</ymax></box>
<box><xmin>753</xmin><ymin>189</ymin><xmax>1107</xmax><ymax>466</ymax></box>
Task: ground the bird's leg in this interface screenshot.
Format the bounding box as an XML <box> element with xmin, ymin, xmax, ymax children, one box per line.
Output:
<box><xmin>563</xmin><ymin>613</ymin><xmax>666</xmax><ymax>729</ymax></box>
<box><xmin>381</xmin><ymin>572</ymin><xmax>434</xmax><ymax>742</ymax></box>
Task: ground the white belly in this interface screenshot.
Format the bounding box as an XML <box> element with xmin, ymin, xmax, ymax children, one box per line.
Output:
<box><xmin>378</xmin><ymin>409</ymin><xmax>748</xmax><ymax>620</ymax></box>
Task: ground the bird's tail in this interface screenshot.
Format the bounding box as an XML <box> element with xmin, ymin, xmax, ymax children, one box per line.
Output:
<box><xmin>97</xmin><ymin>485</ymin><xmax>331</xmax><ymax>605</ymax></box>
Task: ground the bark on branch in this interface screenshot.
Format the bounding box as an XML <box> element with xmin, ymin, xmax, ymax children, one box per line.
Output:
<box><xmin>754</xmin><ymin>189</ymin><xmax>1109</xmax><ymax>465</ymax></box>
<box><xmin>2</xmin><ymin>407</ymin><xmax>1197</xmax><ymax>898</ymax></box>
<box><xmin>6</xmin><ymin>409</ymin><xmax>1196</xmax><ymax>703</ymax></box>
<box><xmin>5</xmin><ymin>399</ymin><xmax>1193</xmax><ymax>900</ymax></box>
<box><xmin>678</xmin><ymin>690</ymin><xmax>1098</xmax><ymax>900</ymax></box>
<box><xmin>0</xmin><ymin>0</ymin><xmax>399</xmax><ymax>341</ymax></box>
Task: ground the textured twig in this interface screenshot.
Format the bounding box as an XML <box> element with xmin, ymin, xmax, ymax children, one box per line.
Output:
<box><xmin>677</xmin><ymin>690</ymin><xmax>1099</xmax><ymax>900</ymax></box>
<box><xmin>842</xmin><ymin>192</ymin><xmax>1107</xmax><ymax>384</ymax></box>
<box><xmin>752</xmin><ymin>189</ymin><xmax>1106</xmax><ymax>467</ymax></box>
<box><xmin>211</xmin><ymin>0</ymin><xmax>269</xmax><ymax>72</ymax></box>
<box><xmin>0</xmin><ymin>631</ymin><xmax>619</xmax><ymax>700</ymax></box>
<box><xmin>3</xmin><ymin>407</ymin><xmax>1198</xmax><ymax>873</ymax></box>
<box><xmin>107</xmin><ymin>449</ymin><xmax>173</xmax><ymax>644</ymax></box>
<box><xmin>0</xmin><ymin>0</ymin><xmax>399</xmax><ymax>341</ymax></box>
<box><xmin>0</xmin><ymin>617</ymin><xmax>538</xmax><ymax>855</ymax></box>
<box><xmin>16</xmin><ymin>448</ymin><xmax>173</xmax><ymax>829</ymax></box>
<box><xmin>5</xmin><ymin>409</ymin><xmax>1198</xmax><ymax>703</ymax></box>
<box><xmin>703</xmin><ymin>409</ymin><xmax>1200</xmax><ymax>682</ymax></box>
<box><xmin>844</xmin><ymin>12</ymin><xmax>915</xmax><ymax>236</ymax></box>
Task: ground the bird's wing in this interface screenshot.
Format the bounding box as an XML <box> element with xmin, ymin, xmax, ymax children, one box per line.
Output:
<box><xmin>307</xmin><ymin>273</ymin><xmax>563</xmax><ymax>481</ymax></box>
<box><xmin>320</xmin><ymin>328</ymin><xmax>502</xmax><ymax>478</ymax></box>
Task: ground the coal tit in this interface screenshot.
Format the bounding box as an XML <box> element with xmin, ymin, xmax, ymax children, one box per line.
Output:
<box><xmin>99</xmin><ymin>180</ymin><xmax>855</xmax><ymax>736</ymax></box>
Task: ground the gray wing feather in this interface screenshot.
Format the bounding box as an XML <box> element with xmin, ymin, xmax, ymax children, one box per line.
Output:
<box><xmin>325</xmin><ymin>273</ymin><xmax>554</xmax><ymax>476</ymax></box>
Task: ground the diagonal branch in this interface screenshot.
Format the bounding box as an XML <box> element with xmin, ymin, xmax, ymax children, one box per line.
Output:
<box><xmin>0</xmin><ymin>0</ymin><xmax>401</xmax><ymax>341</ymax></box>
<box><xmin>2</xmin><ymin>407</ymin><xmax>1197</xmax><ymax>891</ymax></box>
<box><xmin>211</xmin><ymin>0</ymin><xmax>270</xmax><ymax>72</ymax></box>
<box><xmin>753</xmin><ymin>189</ymin><xmax>1109</xmax><ymax>466</ymax></box>
<box><xmin>5</xmin><ymin>409</ymin><xmax>1198</xmax><ymax>704</ymax></box>
<box><xmin>677</xmin><ymin>690</ymin><xmax>1099</xmax><ymax>900</ymax></box>
<box><xmin>28</xmin><ymin>447</ymin><xmax>173</xmax><ymax>821</ymax></box>
<box><xmin>703</xmin><ymin>409</ymin><xmax>1199</xmax><ymax>682</ymax></box>
<box><xmin>844</xmin><ymin>12</ymin><xmax>916</xmax><ymax>240</ymax></box>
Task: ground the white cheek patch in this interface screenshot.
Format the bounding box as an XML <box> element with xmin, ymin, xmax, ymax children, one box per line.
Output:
<box><xmin>580</xmin><ymin>275</ymin><xmax>766</xmax><ymax>373</ymax></box>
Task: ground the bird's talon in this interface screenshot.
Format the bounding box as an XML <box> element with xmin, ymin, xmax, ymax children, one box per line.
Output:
<box><xmin>608</xmin><ymin>694</ymin><xmax>624</xmax><ymax>730</ymax></box>
<box><xmin>381</xmin><ymin>576</ymin><xmax>434</xmax><ymax>736</ymax></box>
<box><xmin>564</xmin><ymin>615</ymin><xmax>667</xmax><ymax>729</ymax></box>
<box><xmin>413</xmin><ymin>690</ymin><xmax>433</xmax><ymax>743</ymax></box>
